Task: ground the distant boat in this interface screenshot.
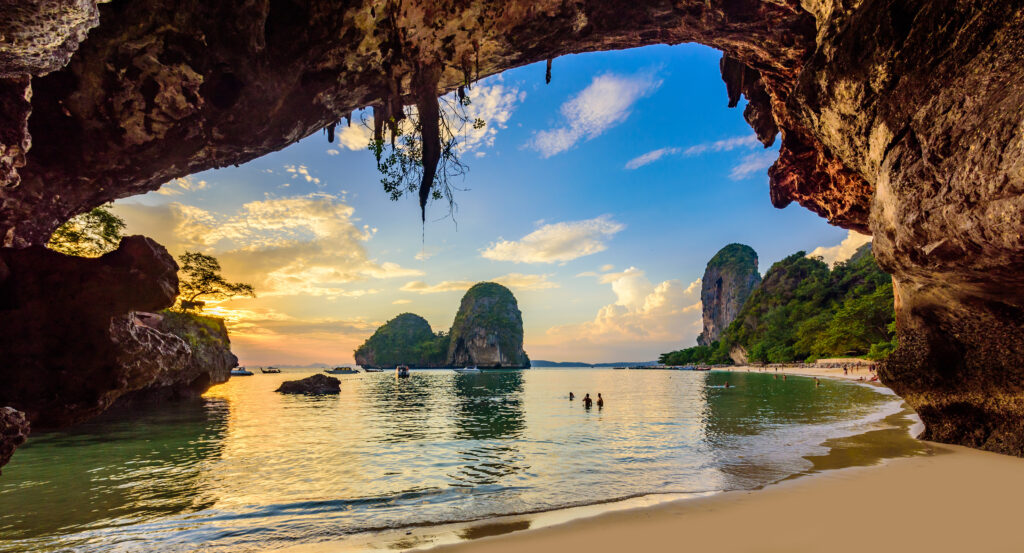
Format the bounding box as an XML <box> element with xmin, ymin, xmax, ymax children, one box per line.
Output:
<box><xmin>396</xmin><ymin>365</ymin><xmax>410</xmax><ymax>378</ymax></box>
<box><xmin>260</xmin><ymin>367</ymin><xmax>281</xmax><ymax>374</ymax></box>
<box><xmin>324</xmin><ymin>367</ymin><xmax>359</xmax><ymax>374</ymax></box>
<box><xmin>453</xmin><ymin>366</ymin><xmax>480</xmax><ymax>374</ymax></box>
<box><xmin>231</xmin><ymin>367</ymin><xmax>254</xmax><ymax>376</ymax></box>
<box><xmin>363</xmin><ymin>368</ymin><xmax>384</xmax><ymax>373</ymax></box>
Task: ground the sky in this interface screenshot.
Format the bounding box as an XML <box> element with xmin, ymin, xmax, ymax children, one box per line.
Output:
<box><xmin>112</xmin><ymin>43</ymin><xmax>869</xmax><ymax>366</ymax></box>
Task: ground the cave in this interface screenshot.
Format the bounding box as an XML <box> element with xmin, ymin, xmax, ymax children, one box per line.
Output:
<box><xmin>1</xmin><ymin>0</ymin><xmax>1022</xmax><ymax>468</ymax></box>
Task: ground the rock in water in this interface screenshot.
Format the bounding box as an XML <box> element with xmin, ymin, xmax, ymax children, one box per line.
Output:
<box><xmin>113</xmin><ymin>311</ymin><xmax>238</xmax><ymax>405</ymax></box>
<box><xmin>353</xmin><ymin>313</ymin><xmax>448</xmax><ymax>369</ymax></box>
<box><xmin>448</xmin><ymin>283</ymin><xmax>529</xmax><ymax>369</ymax></box>
<box><xmin>276</xmin><ymin>374</ymin><xmax>341</xmax><ymax>395</ymax></box>
<box><xmin>698</xmin><ymin>244</ymin><xmax>761</xmax><ymax>346</ymax></box>
<box><xmin>0</xmin><ymin>407</ymin><xmax>30</xmax><ymax>474</ymax></box>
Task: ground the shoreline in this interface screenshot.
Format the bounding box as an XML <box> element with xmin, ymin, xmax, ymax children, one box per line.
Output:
<box><xmin>420</xmin><ymin>441</ymin><xmax>1024</xmax><ymax>553</ymax></box>
<box><xmin>269</xmin><ymin>376</ymin><xmax>928</xmax><ymax>553</ymax></box>
<box><xmin>723</xmin><ymin>364</ymin><xmax>883</xmax><ymax>383</ymax></box>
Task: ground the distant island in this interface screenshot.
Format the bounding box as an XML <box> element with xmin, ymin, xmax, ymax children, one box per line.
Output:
<box><xmin>354</xmin><ymin>282</ymin><xmax>530</xmax><ymax>369</ymax></box>
<box><xmin>661</xmin><ymin>243</ymin><xmax>894</xmax><ymax>366</ymax></box>
<box><xmin>530</xmin><ymin>360</ymin><xmax>656</xmax><ymax>368</ymax></box>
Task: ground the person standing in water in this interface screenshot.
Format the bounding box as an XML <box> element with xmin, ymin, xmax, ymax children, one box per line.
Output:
<box><xmin>569</xmin><ymin>392</ymin><xmax>575</xmax><ymax>400</ymax></box>
<box><xmin>597</xmin><ymin>393</ymin><xmax>604</xmax><ymax>407</ymax></box>
<box><xmin>582</xmin><ymin>393</ymin><xmax>593</xmax><ymax>408</ymax></box>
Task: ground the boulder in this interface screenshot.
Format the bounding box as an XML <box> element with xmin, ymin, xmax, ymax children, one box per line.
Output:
<box><xmin>276</xmin><ymin>374</ymin><xmax>341</xmax><ymax>395</ymax></box>
<box><xmin>0</xmin><ymin>407</ymin><xmax>29</xmax><ymax>474</ymax></box>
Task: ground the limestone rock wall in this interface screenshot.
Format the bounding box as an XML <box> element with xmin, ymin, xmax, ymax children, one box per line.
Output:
<box><xmin>113</xmin><ymin>311</ymin><xmax>237</xmax><ymax>405</ymax></box>
<box><xmin>448</xmin><ymin>283</ymin><xmax>529</xmax><ymax>369</ymax></box>
<box><xmin>0</xmin><ymin>235</ymin><xmax>179</xmax><ymax>427</ymax></box>
<box><xmin>698</xmin><ymin>244</ymin><xmax>761</xmax><ymax>346</ymax></box>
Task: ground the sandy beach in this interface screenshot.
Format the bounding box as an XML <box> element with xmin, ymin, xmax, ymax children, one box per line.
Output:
<box><xmin>424</xmin><ymin>442</ymin><xmax>1024</xmax><ymax>553</ymax></box>
<box><xmin>728</xmin><ymin>364</ymin><xmax>881</xmax><ymax>383</ymax></box>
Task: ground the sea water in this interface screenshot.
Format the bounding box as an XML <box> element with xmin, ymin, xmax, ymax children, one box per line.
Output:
<box><xmin>0</xmin><ymin>369</ymin><xmax>917</xmax><ymax>552</ymax></box>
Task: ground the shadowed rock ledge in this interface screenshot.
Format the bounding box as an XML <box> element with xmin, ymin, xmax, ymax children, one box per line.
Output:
<box><xmin>0</xmin><ymin>1</ymin><xmax>1021</xmax><ymax>456</ymax></box>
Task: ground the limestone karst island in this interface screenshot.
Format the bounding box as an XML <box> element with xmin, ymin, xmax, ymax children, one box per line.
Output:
<box><xmin>1</xmin><ymin>2</ymin><xmax>1023</xmax><ymax>553</ymax></box>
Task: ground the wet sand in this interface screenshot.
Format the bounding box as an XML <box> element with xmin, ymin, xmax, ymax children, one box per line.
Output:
<box><xmin>424</xmin><ymin>442</ymin><xmax>1024</xmax><ymax>553</ymax></box>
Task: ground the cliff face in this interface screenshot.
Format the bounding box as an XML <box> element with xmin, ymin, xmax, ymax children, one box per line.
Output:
<box><xmin>353</xmin><ymin>313</ymin><xmax>449</xmax><ymax>369</ymax></box>
<box><xmin>697</xmin><ymin>244</ymin><xmax>761</xmax><ymax>346</ymax></box>
<box><xmin>1</xmin><ymin>1</ymin><xmax>1023</xmax><ymax>454</ymax></box>
<box><xmin>448</xmin><ymin>283</ymin><xmax>529</xmax><ymax>369</ymax></box>
<box><xmin>355</xmin><ymin>284</ymin><xmax>529</xmax><ymax>369</ymax></box>
<box><xmin>0</xmin><ymin>236</ymin><xmax>179</xmax><ymax>427</ymax></box>
<box><xmin>114</xmin><ymin>311</ymin><xmax>237</xmax><ymax>404</ymax></box>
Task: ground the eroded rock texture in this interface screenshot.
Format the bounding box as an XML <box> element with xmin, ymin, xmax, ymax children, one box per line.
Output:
<box><xmin>112</xmin><ymin>311</ymin><xmax>238</xmax><ymax>405</ymax></box>
<box><xmin>0</xmin><ymin>1</ymin><xmax>1021</xmax><ymax>454</ymax></box>
<box><xmin>276</xmin><ymin>374</ymin><xmax>341</xmax><ymax>395</ymax></box>
<box><xmin>448</xmin><ymin>283</ymin><xmax>529</xmax><ymax>369</ymax></box>
<box><xmin>697</xmin><ymin>243</ymin><xmax>761</xmax><ymax>346</ymax></box>
<box><xmin>0</xmin><ymin>407</ymin><xmax>30</xmax><ymax>474</ymax></box>
<box><xmin>0</xmin><ymin>235</ymin><xmax>178</xmax><ymax>426</ymax></box>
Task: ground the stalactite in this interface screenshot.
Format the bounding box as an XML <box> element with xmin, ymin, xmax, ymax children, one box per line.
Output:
<box><xmin>326</xmin><ymin>122</ymin><xmax>336</xmax><ymax>143</ymax></box>
<box><xmin>372</xmin><ymin>104</ymin><xmax>385</xmax><ymax>162</ymax></box>
<box><xmin>545</xmin><ymin>58</ymin><xmax>552</xmax><ymax>84</ymax></box>
<box><xmin>344</xmin><ymin>112</ymin><xmax>352</xmax><ymax>127</ymax></box>
<box><xmin>414</xmin><ymin>62</ymin><xmax>442</xmax><ymax>222</ymax></box>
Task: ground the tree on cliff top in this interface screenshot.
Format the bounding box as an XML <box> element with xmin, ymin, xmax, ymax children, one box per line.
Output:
<box><xmin>177</xmin><ymin>251</ymin><xmax>255</xmax><ymax>311</ymax></box>
<box><xmin>47</xmin><ymin>206</ymin><xmax>125</xmax><ymax>257</ymax></box>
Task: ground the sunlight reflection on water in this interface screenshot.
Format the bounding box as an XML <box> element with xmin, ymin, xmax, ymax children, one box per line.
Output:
<box><xmin>0</xmin><ymin>369</ymin><xmax>902</xmax><ymax>552</ymax></box>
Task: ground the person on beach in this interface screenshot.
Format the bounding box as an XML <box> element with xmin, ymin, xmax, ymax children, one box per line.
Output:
<box><xmin>569</xmin><ymin>392</ymin><xmax>575</xmax><ymax>400</ymax></box>
<box><xmin>597</xmin><ymin>393</ymin><xmax>604</xmax><ymax>407</ymax></box>
<box><xmin>844</xmin><ymin>367</ymin><xmax>848</xmax><ymax>375</ymax></box>
<box><xmin>582</xmin><ymin>394</ymin><xmax>593</xmax><ymax>408</ymax></box>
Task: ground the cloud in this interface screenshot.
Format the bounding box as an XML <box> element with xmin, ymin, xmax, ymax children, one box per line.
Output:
<box><xmin>729</xmin><ymin>151</ymin><xmax>777</xmax><ymax>180</ymax></box>
<box><xmin>625</xmin><ymin>135</ymin><xmax>764</xmax><ymax>170</ymax></box>
<box><xmin>683</xmin><ymin>135</ymin><xmax>759</xmax><ymax>156</ymax></box>
<box><xmin>392</xmin><ymin>299</ymin><xmax>413</xmax><ymax>305</ymax></box>
<box><xmin>326</xmin><ymin>148</ymin><xmax>341</xmax><ymax>156</ymax></box>
<box><xmin>600</xmin><ymin>264</ymin><xmax>615</xmax><ymax>272</ymax></box>
<box><xmin>808</xmin><ymin>231</ymin><xmax>873</xmax><ymax>266</ymax></box>
<box><xmin>112</xmin><ymin>193</ymin><xmax>422</xmax><ymax>299</ymax></box>
<box><xmin>401</xmin><ymin>273</ymin><xmax>558</xmax><ymax>294</ymax></box>
<box><xmin>541</xmin><ymin>268</ymin><xmax>703</xmax><ymax>359</ymax></box>
<box><xmin>528</xmin><ymin>72</ymin><xmax>661</xmax><ymax>158</ymax></box>
<box><xmin>455</xmin><ymin>82</ymin><xmax>524</xmax><ymax>154</ymax></box>
<box><xmin>336</xmin><ymin>119</ymin><xmax>374</xmax><ymax>151</ymax></box>
<box><xmin>284</xmin><ymin>164</ymin><xmax>322</xmax><ymax>185</ymax></box>
<box><xmin>481</xmin><ymin>215</ymin><xmax>625</xmax><ymax>264</ymax></box>
<box><xmin>155</xmin><ymin>176</ymin><xmax>207</xmax><ymax>195</ymax></box>
<box><xmin>624</xmin><ymin>147</ymin><xmax>681</xmax><ymax>169</ymax></box>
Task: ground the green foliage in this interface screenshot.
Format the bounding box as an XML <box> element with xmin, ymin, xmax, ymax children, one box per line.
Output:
<box><xmin>449</xmin><ymin>282</ymin><xmax>526</xmax><ymax>365</ymax></box>
<box><xmin>177</xmin><ymin>251</ymin><xmax>255</xmax><ymax>311</ymax></box>
<box><xmin>661</xmin><ymin>245</ymin><xmax>897</xmax><ymax>365</ymax></box>
<box><xmin>366</xmin><ymin>94</ymin><xmax>483</xmax><ymax>217</ymax></box>
<box><xmin>47</xmin><ymin>206</ymin><xmax>126</xmax><ymax>257</ymax></box>
<box><xmin>354</xmin><ymin>313</ymin><xmax>449</xmax><ymax>366</ymax></box>
<box><xmin>706</xmin><ymin>243</ymin><xmax>758</xmax><ymax>271</ymax></box>
<box><xmin>159</xmin><ymin>309</ymin><xmax>228</xmax><ymax>351</ymax></box>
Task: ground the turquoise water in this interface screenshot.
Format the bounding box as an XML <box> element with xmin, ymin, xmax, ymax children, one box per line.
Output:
<box><xmin>0</xmin><ymin>369</ymin><xmax>904</xmax><ymax>552</ymax></box>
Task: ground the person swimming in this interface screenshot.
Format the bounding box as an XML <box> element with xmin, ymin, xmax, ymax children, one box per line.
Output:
<box><xmin>569</xmin><ymin>392</ymin><xmax>575</xmax><ymax>400</ymax></box>
<box><xmin>597</xmin><ymin>393</ymin><xmax>604</xmax><ymax>407</ymax></box>
<box><xmin>582</xmin><ymin>393</ymin><xmax>593</xmax><ymax>408</ymax></box>
<box><xmin>724</xmin><ymin>381</ymin><xmax>731</xmax><ymax>388</ymax></box>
